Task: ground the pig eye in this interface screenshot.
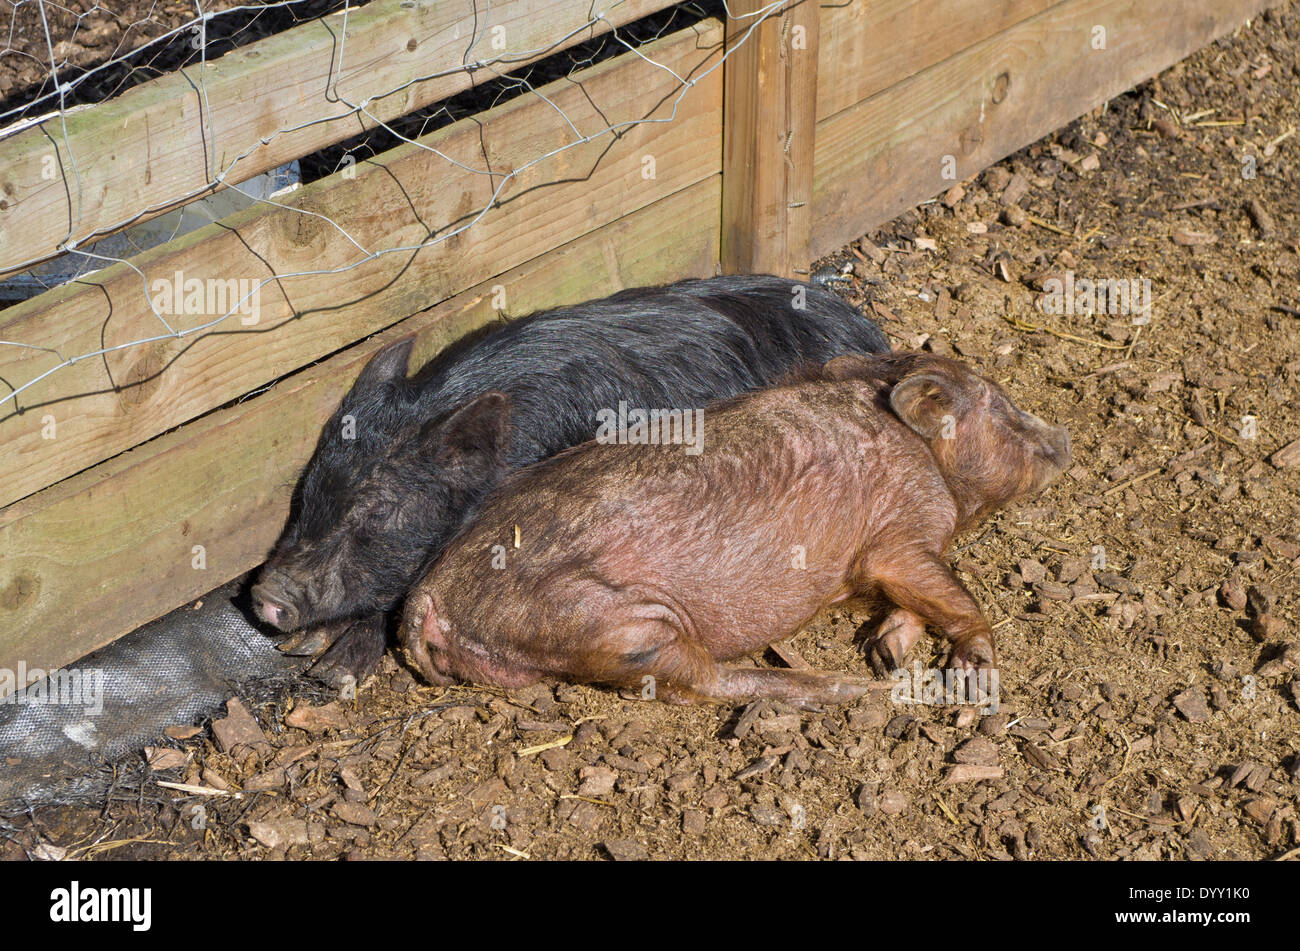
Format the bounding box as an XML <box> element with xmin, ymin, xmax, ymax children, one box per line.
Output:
<box><xmin>363</xmin><ymin>500</ymin><xmax>400</xmax><ymax>532</ymax></box>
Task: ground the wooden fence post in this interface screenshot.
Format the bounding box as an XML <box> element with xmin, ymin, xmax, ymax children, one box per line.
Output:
<box><xmin>720</xmin><ymin>0</ymin><xmax>820</xmax><ymax>278</ymax></box>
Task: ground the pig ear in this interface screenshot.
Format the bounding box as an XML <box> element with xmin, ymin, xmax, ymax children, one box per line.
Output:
<box><xmin>889</xmin><ymin>372</ymin><xmax>955</xmax><ymax>439</ymax></box>
<box><xmin>352</xmin><ymin>338</ymin><xmax>414</xmax><ymax>392</ymax></box>
<box><xmin>822</xmin><ymin>353</ymin><xmax>875</xmax><ymax>381</ymax></box>
<box><xmin>429</xmin><ymin>391</ymin><xmax>511</xmax><ymax>468</ymax></box>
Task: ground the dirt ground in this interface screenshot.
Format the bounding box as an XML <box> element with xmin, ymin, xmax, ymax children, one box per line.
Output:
<box><xmin>3</xmin><ymin>4</ymin><xmax>1299</xmax><ymax>861</ymax></box>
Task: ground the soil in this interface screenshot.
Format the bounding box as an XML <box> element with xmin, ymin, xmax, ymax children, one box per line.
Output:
<box><xmin>2</xmin><ymin>4</ymin><xmax>1298</xmax><ymax>861</ymax></box>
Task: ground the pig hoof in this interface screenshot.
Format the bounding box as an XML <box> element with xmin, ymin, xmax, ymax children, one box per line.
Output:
<box><xmin>948</xmin><ymin>636</ymin><xmax>997</xmax><ymax>670</ymax></box>
<box><xmin>864</xmin><ymin>637</ymin><xmax>903</xmax><ymax>676</ymax></box>
<box><xmin>308</xmin><ymin>617</ymin><xmax>388</xmax><ymax>686</ymax></box>
<box><xmin>277</xmin><ymin>626</ymin><xmax>333</xmax><ymax>657</ymax></box>
<box><xmin>862</xmin><ymin>610</ymin><xmax>925</xmax><ymax>675</ymax></box>
<box><xmin>309</xmin><ymin>641</ymin><xmax>383</xmax><ymax>687</ymax></box>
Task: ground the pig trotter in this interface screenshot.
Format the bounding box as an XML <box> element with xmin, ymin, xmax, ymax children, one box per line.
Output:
<box><xmin>947</xmin><ymin>631</ymin><xmax>997</xmax><ymax>670</ymax></box>
<box><xmin>874</xmin><ymin>554</ymin><xmax>999</xmax><ymax>671</ymax></box>
<box><xmin>862</xmin><ymin>608</ymin><xmax>927</xmax><ymax>675</ymax></box>
<box><xmin>276</xmin><ymin>622</ymin><xmax>342</xmax><ymax>657</ymax></box>
<box><xmin>651</xmin><ymin>669</ymin><xmax>886</xmax><ymax>709</ymax></box>
<box><xmin>308</xmin><ymin>614</ymin><xmax>389</xmax><ymax>686</ymax></box>
<box><xmin>598</xmin><ymin>625</ymin><xmax>890</xmax><ymax>708</ymax></box>
<box><xmin>688</xmin><ymin>665</ymin><xmax>892</xmax><ymax>709</ymax></box>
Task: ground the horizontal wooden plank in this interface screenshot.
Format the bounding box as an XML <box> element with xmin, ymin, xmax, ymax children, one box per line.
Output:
<box><xmin>816</xmin><ymin>0</ymin><xmax>1059</xmax><ymax>122</ymax></box>
<box><xmin>811</xmin><ymin>0</ymin><xmax>1273</xmax><ymax>258</ymax></box>
<box><xmin>0</xmin><ymin>20</ymin><xmax>724</xmax><ymax>508</ymax></box>
<box><xmin>0</xmin><ymin>0</ymin><xmax>679</xmax><ymax>276</ymax></box>
<box><xmin>0</xmin><ymin>177</ymin><xmax>722</xmax><ymax>680</ymax></box>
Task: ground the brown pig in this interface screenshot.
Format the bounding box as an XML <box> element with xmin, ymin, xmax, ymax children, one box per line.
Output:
<box><xmin>400</xmin><ymin>351</ymin><xmax>1071</xmax><ymax>706</ymax></box>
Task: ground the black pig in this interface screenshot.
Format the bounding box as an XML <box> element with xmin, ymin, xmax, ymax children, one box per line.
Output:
<box><xmin>253</xmin><ymin>275</ymin><xmax>889</xmax><ymax>682</ymax></box>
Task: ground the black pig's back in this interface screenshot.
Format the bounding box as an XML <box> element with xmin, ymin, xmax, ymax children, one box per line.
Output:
<box><xmin>408</xmin><ymin>275</ymin><xmax>890</xmax><ymax>469</ymax></box>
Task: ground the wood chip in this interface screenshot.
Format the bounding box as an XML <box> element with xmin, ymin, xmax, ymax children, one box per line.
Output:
<box><xmin>754</xmin><ymin>713</ymin><xmax>802</xmax><ymax>735</ymax></box>
<box><xmin>1172</xmin><ymin>688</ymin><xmax>1210</xmax><ymax>723</ymax></box>
<box><xmin>211</xmin><ymin>699</ymin><xmax>270</xmax><ymax>756</ymax></box>
<box><xmin>943</xmin><ymin>764</ymin><xmax>1004</xmax><ymax>785</ymax></box>
<box><xmin>953</xmin><ymin>736</ymin><xmax>1000</xmax><ymax>767</ymax></box>
<box><xmin>284</xmin><ymin>701</ymin><xmax>350</xmax><ymax>733</ymax></box>
<box><xmin>242</xmin><ymin>767</ymin><xmax>286</xmax><ymax>794</ymax></box>
<box><xmin>878</xmin><ymin>788</ymin><xmax>910</xmax><ymax>814</ymax></box>
<box><xmin>1227</xmin><ymin>758</ymin><xmax>1258</xmax><ymax>789</ymax></box>
<box><xmin>768</xmin><ymin>642</ymin><xmax>810</xmax><ymax>669</ymax></box>
<box><xmin>1151</xmin><ymin>118</ymin><xmax>1181</xmax><ymax>139</ymax></box>
<box><xmin>1001</xmin><ymin>172</ymin><xmax>1030</xmax><ymax>205</ymax></box>
<box><xmin>247</xmin><ymin>819</ymin><xmax>308</xmax><ymax>849</ymax></box>
<box><xmin>1270</xmin><ymin>438</ymin><xmax>1300</xmax><ymax>468</ymax></box>
<box><xmin>516</xmin><ymin>718</ymin><xmax>572</xmax><ymax>732</ymax></box>
<box><xmin>733</xmin><ymin>755</ymin><xmax>779</xmax><ymax>781</ymax></box>
<box><xmin>602</xmin><ymin>839</ymin><xmax>649</xmax><ymax>862</ymax></box>
<box><xmin>144</xmin><ymin>747</ymin><xmax>188</xmax><ymax>771</ymax></box>
<box><xmin>857</xmin><ymin>237</ymin><xmax>886</xmax><ymax>264</ymax></box>
<box><xmin>730</xmin><ymin>701</ymin><xmax>770</xmax><ymax>740</ymax></box>
<box><xmin>1220</xmin><ymin>576</ymin><xmax>1247</xmax><ymax>612</ymax></box>
<box><xmin>1022</xmin><ymin>744</ymin><xmax>1059</xmax><ymax>771</ymax></box>
<box><xmin>578</xmin><ymin>766</ymin><xmax>617</xmax><ymax>798</ymax></box>
<box><xmin>413</xmin><ymin>764</ymin><xmax>456</xmax><ymax>787</ymax></box>
<box><xmin>1245</xmin><ymin>198</ymin><xmax>1275</xmax><ymax>238</ymax></box>
<box><xmin>1242</xmin><ymin>796</ymin><xmax>1276</xmax><ymax>826</ymax></box>
<box><xmin>984</xmin><ymin>166</ymin><xmax>1012</xmax><ymax>193</ymax></box>
<box><xmin>332</xmin><ymin>801</ymin><xmax>377</xmax><ymax>826</ymax></box>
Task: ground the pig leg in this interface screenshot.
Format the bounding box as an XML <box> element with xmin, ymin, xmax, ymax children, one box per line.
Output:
<box><xmin>604</xmin><ymin>637</ymin><xmax>882</xmax><ymax>708</ymax></box>
<box><xmin>871</xmin><ymin>556</ymin><xmax>997</xmax><ymax>668</ymax></box>
<box><xmin>678</xmin><ymin>666</ymin><xmax>892</xmax><ymax>709</ymax></box>
<box><xmin>309</xmin><ymin>614</ymin><xmax>389</xmax><ymax>687</ymax></box>
<box><xmin>276</xmin><ymin>615</ymin><xmax>388</xmax><ymax>685</ymax></box>
<box><xmin>862</xmin><ymin>608</ymin><xmax>927</xmax><ymax>675</ymax></box>
<box><xmin>276</xmin><ymin>622</ymin><xmax>342</xmax><ymax>658</ymax></box>
<box><xmin>588</xmin><ymin>617</ymin><xmax>886</xmax><ymax>708</ymax></box>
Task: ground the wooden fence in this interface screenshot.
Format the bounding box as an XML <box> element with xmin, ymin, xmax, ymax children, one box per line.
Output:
<box><xmin>0</xmin><ymin>0</ymin><xmax>1274</xmax><ymax>676</ymax></box>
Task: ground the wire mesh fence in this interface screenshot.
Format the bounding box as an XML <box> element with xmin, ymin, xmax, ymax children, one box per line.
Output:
<box><xmin>0</xmin><ymin>0</ymin><xmax>786</xmax><ymax>415</ymax></box>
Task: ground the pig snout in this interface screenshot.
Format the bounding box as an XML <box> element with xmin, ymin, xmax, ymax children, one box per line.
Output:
<box><xmin>1046</xmin><ymin>422</ymin><xmax>1071</xmax><ymax>468</ymax></box>
<box><xmin>252</xmin><ymin>571</ymin><xmax>302</xmax><ymax>631</ymax></box>
<box><xmin>400</xmin><ymin>591</ymin><xmax>455</xmax><ymax>686</ymax></box>
<box><xmin>1020</xmin><ymin>408</ymin><xmax>1072</xmax><ymax>488</ymax></box>
<box><xmin>400</xmin><ymin>592</ymin><xmax>434</xmax><ymax>679</ymax></box>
